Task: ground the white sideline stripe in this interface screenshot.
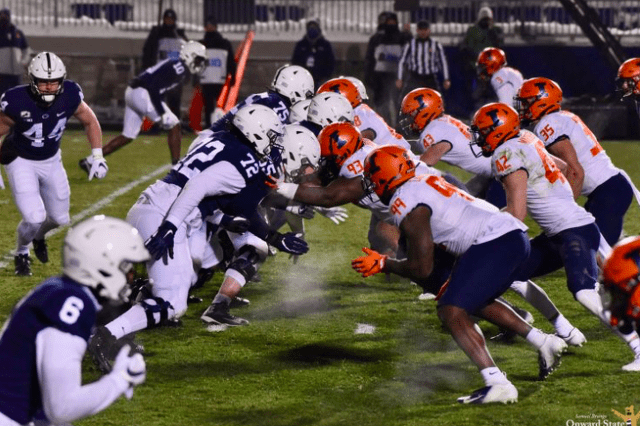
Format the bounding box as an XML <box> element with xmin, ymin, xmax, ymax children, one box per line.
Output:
<box><xmin>0</xmin><ymin>164</ymin><xmax>172</xmax><ymax>268</ymax></box>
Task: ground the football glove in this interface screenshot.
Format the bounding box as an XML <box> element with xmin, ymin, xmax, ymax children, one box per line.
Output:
<box><xmin>159</xmin><ymin>111</ymin><xmax>180</xmax><ymax>130</ymax></box>
<box><xmin>315</xmin><ymin>206</ymin><xmax>349</xmax><ymax>225</ymax></box>
<box><xmin>145</xmin><ymin>221</ymin><xmax>177</xmax><ymax>265</ymax></box>
<box><xmin>266</xmin><ymin>231</ymin><xmax>309</xmax><ymax>255</ymax></box>
<box><xmin>219</xmin><ymin>214</ymin><xmax>250</xmax><ymax>234</ymax></box>
<box><xmin>351</xmin><ymin>247</ymin><xmax>388</xmax><ymax>278</ymax></box>
<box><xmin>88</xmin><ymin>157</ymin><xmax>108</xmax><ymax>181</ymax></box>
<box><xmin>285</xmin><ymin>203</ymin><xmax>315</xmax><ymax>219</ymax></box>
<box><xmin>111</xmin><ymin>345</ymin><xmax>146</xmax><ymax>399</ymax></box>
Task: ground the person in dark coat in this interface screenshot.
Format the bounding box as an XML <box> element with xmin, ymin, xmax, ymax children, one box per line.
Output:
<box><xmin>291</xmin><ymin>20</ymin><xmax>335</xmax><ymax>87</ymax></box>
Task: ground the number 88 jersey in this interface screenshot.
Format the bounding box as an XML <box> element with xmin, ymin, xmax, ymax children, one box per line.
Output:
<box><xmin>0</xmin><ymin>80</ymin><xmax>83</xmax><ymax>164</ymax></box>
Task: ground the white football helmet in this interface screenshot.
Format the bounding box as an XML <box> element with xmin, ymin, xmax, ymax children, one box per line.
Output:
<box><xmin>343</xmin><ymin>76</ymin><xmax>369</xmax><ymax>100</ymax></box>
<box><xmin>63</xmin><ymin>215</ymin><xmax>150</xmax><ymax>302</ymax></box>
<box><xmin>307</xmin><ymin>92</ymin><xmax>354</xmax><ymax>127</ymax></box>
<box><xmin>232</xmin><ymin>104</ymin><xmax>284</xmax><ymax>157</ymax></box>
<box><xmin>180</xmin><ymin>41</ymin><xmax>207</xmax><ymax>75</ymax></box>
<box><xmin>270</xmin><ymin>64</ymin><xmax>314</xmax><ymax>104</ymax></box>
<box><xmin>288</xmin><ymin>99</ymin><xmax>312</xmax><ymax>123</ymax></box>
<box><xmin>278</xmin><ymin>124</ymin><xmax>320</xmax><ymax>182</ymax></box>
<box><xmin>28</xmin><ymin>52</ymin><xmax>66</xmax><ymax>103</ymax></box>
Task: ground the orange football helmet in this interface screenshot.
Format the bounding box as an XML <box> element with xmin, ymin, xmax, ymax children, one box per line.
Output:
<box><xmin>317</xmin><ymin>122</ymin><xmax>364</xmax><ymax>167</ymax></box>
<box><xmin>515</xmin><ymin>77</ymin><xmax>563</xmax><ymax>123</ymax></box>
<box><xmin>363</xmin><ymin>145</ymin><xmax>416</xmax><ymax>204</ymax></box>
<box><xmin>602</xmin><ymin>236</ymin><xmax>640</xmax><ymax>328</ymax></box>
<box><xmin>617</xmin><ymin>58</ymin><xmax>640</xmax><ymax>98</ymax></box>
<box><xmin>399</xmin><ymin>88</ymin><xmax>444</xmax><ymax>134</ymax></box>
<box><xmin>317</xmin><ymin>78</ymin><xmax>362</xmax><ymax>108</ymax></box>
<box><xmin>476</xmin><ymin>47</ymin><xmax>507</xmax><ymax>79</ymax></box>
<box><xmin>470</xmin><ymin>103</ymin><xmax>520</xmax><ymax>157</ymax></box>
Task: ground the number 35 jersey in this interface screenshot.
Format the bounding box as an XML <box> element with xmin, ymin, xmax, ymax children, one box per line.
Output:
<box><xmin>0</xmin><ymin>81</ymin><xmax>83</xmax><ymax>163</ymax></box>
<box><xmin>388</xmin><ymin>174</ymin><xmax>527</xmax><ymax>256</ymax></box>
<box><xmin>533</xmin><ymin>110</ymin><xmax>619</xmax><ymax>196</ymax></box>
<box><xmin>492</xmin><ymin>130</ymin><xmax>594</xmax><ymax>236</ymax></box>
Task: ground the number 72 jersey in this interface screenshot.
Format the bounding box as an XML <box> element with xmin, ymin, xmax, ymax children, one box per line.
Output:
<box><xmin>0</xmin><ymin>80</ymin><xmax>83</xmax><ymax>163</ymax></box>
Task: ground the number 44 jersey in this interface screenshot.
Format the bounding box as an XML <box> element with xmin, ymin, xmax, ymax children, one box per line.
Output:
<box><xmin>0</xmin><ymin>80</ymin><xmax>83</xmax><ymax>164</ymax></box>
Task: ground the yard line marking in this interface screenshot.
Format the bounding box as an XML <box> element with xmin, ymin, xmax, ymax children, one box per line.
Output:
<box><xmin>0</xmin><ymin>164</ymin><xmax>172</xmax><ymax>269</ymax></box>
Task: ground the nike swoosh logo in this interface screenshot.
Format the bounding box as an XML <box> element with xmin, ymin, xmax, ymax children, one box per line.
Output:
<box><xmin>56</xmin><ymin>112</ymin><xmax>65</xmax><ymax>117</ymax></box>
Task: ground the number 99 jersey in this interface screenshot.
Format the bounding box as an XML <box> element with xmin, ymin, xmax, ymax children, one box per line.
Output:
<box><xmin>0</xmin><ymin>276</ymin><xmax>97</xmax><ymax>425</ymax></box>
<box><xmin>0</xmin><ymin>80</ymin><xmax>83</xmax><ymax>164</ymax></box>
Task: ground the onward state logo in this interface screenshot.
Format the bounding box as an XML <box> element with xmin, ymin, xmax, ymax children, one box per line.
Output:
<box><xmin>567</xmin><ymin>405</ymin><xmax>640</xmax><ymax>426</ymax></box>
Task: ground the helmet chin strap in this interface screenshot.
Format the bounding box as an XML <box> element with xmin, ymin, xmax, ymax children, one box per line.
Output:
<box><xmin>42</xmin><ymin>94</ymin><xmax>56</xmax><ymax>103</ymax></box>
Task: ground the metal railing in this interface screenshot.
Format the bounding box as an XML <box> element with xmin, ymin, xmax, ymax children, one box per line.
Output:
<box><xmin>2</xmin><ymin>0</ymin><xmax>640</xmax><ymax>38</ymax></box>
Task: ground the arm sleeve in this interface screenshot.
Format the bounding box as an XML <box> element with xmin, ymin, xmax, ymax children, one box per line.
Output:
<box><xmin>164</xmin><ymin>161</ymin><xmax>246</xmax><ymax>226</ymax></box>
<box><xmin>36</xmin><ymin>328</ymin><xmax>129</xmax><ymax>425</ymax></box>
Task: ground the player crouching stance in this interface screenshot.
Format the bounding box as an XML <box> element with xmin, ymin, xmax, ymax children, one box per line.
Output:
<box><xmin>0</xmin><ymin>216</ymin><xmax>148</xmax><ymax>426</ymax></box>
<box><xmin>351</xmin><ymin>146</ymin><xmax>567</xmax><ymax>404</ymax></box>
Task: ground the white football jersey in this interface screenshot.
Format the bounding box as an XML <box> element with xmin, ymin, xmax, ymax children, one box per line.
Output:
<box><xmin>418</xmin><ymin>114</ymin><xmax>493</xmax><ymax>177</ymax></box>
<box><xmin>339</xmin><ymin>139</ymin><xmax>440</xmax><ymax>223</ymax></box>
<box><xmin>534</xmin><ymin>110</ymin><xmax>619</xmax><ymax>195</ymax></box>
<box><xmin>492</xmin><ymin>130</ymin><xmax>595</xmax><ymax>236</ymax></box>
<box><xmin>388</xmin><ymin>174</ymin><xmax>527</xmax><ymax>256</ymax></box>
<box><xmin>354</xmin><ymin>103</ymin><xmax>412</xmax><ymax>150</ymax></box>
<box><xmin>491</xmin><ymin>67</ymin><xmax>524</xmax><ymax>108</ymax></box>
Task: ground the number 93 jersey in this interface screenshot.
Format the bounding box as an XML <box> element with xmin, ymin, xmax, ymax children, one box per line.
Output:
<box><xmin>0</xmin><ymin>81</ymin><xmax>83</xmax><ymax>164</ymax></box>
<box><xmin>0</xmin><ymin>276</ymin><xmax>97</xmax><ymax>425</ymax></box>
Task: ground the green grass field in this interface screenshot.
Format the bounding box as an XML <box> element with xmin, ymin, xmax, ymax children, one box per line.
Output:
<box><xmin>1</xmin><ymin>130</ymin><xmax>640</xmax><ymax>426</ymax></box>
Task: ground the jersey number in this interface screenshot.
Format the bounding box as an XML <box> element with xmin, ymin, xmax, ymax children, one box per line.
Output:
<box><xmin>22</xmin><ymin>118</ymin><xmax>68</xmax><ymax>147</ymax></box>
<box><xmin>59</xmin><ymin>296</ymin><xmax>84</xmax><ymax>325</ymax></box>
<box><xmin>425</xmin><ymin>175</ymin><xmax>472</xmax><ymax>200</ymax></box>
<box><xmin>173</xmin><ymin>62</ymin><xmax>185</xmax><ymax>75</ymax></box>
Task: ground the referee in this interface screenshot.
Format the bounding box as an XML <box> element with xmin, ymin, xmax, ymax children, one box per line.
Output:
<box><xmin>396</xmin><ymin>20</ymin><xmax>451</xmax><ymax>99</ymax></box>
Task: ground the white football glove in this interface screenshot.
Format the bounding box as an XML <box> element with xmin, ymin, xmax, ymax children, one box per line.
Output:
<box><xmin>314</xmin><ymin>206</ymin><xmax>349</xmax><ymax>225</ymax></box>
<box><xmin>159</xmin><ymin>111</ymin><xmax>180</xmax><ymax>130</ymax></box>
<box><xmin>88</xmin><ymin>157</ymin><xmax>108</xmax><ymax>181</ymax></box>
<box><xmin>285</xmin><ymin>202</ymin><xmax>315</xmax><ymax>219</ymax></box>
<box><xmin>111</xmin><ymin>345</ymin><xmax>146</xmax><ymax>399</ymax></box>
<box><xmin>0</xmin><ymin>169</ymin><xmax>5</xmax><ymax>189</ymax></box>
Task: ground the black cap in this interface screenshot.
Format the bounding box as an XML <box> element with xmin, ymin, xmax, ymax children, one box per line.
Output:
<box><xmin>163</xmin><ymin>9</ymin><xmax>177</xmax><ymax>20</ymax></box>
<box><xmin>205</xmin><ymin>15</ymin><xmax>217</xmax><ymax>26</ymax></box>
<box><xmin>417</xmin><ymin>20</ymin><xmax>430</xmax><ymax>29</ymax></box>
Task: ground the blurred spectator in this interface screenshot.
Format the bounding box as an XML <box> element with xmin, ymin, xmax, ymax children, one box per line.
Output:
<box><xmin>142</xmin><ymin>9</ymin><xmax>188</xmax><ymax>120</ymax></box>
<box><xmin>364</xmin><ymin>12</ymin><xmax>411</xmax><ymax>127</ymax></box>
<box><xmin>0</xmin><ymin>8</ymin><xmax>30</xmax><ymax>96</ymax></box>
<box><xmin>396</xmin><ymin>20</ymin><xmax>450</xmax><ymax>99</ymax></box>
<box><xmin>291</xmin><ymin>20</ymin><xmax>335</xmax><ymax>87</ymax></box>
<box><xmin>459</xmin><ymin>6</ymin><xmax>504</xmax><ymax>113</ymax></box>
<box><xmin>199</xmin><ymin>16</ymin><xmax>236</xmax><ymax>128</ymax></box>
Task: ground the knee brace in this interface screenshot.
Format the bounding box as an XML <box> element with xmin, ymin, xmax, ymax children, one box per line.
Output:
<box><xmin>139</xmin><ymin>297</ymin><xmax>173</xmax><ymax>328</ymax></box>
<box><xmin>227</xmin><ymin>245</ymin><xmax>263</xmax><ymax>284</ymax></box>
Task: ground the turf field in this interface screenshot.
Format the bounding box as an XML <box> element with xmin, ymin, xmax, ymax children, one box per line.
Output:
<box><xmin>1</xmin><ymin>130</ymin><xmax>640</xmax><ymax>426</ymax></box>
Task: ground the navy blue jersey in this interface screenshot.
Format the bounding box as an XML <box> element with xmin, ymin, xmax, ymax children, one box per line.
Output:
<box><xmin>298</xmin><ymin>119</ymin><xmax>322</xmax><ymax>136</ymax></box>
<box><xmin>0</xmin><ymin>276</ymin><xmax>98</xmax><ymax>425</ymax></box>
<box><xmin>131</xmin><ymin>57</ymin><xmax>189</xmax><ymax>116</ymax></box>
<box><xmin>209</xmin><ymin>91</ymin><xmax>290</xmax><ymax>133</ymax></box>
<box><xmin>0</xmin><ymin>81</ymin><xmax>83</xmax><ymax>162</ymax></box>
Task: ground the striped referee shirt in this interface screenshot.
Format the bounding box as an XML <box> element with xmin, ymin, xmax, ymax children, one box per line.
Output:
<box><xmin>398</xmin><ymin>37</ymin><xmax>450</xmax><ymax>82</ymax></box>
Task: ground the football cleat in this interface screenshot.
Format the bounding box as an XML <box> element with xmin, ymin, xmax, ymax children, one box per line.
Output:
<box><xmin>622</xmin><ymin>354</ymin><xmax>640</xmax><ymax>372</ymax></box>
<box><xmin>418</xmin><ymin>291</ymin><xmax>436</xmax><ymax>301</ymax></box>
<box><xmin>557</xmin><ymin>327</ymin><xmax>587</xmax><ymax>347</ymax></box>
<box><xmin>32</xmin><ymin>239</ymin><xmax>49</xmax><ymax>263</ymax></box>
<box><xmin>14</xmin><ymin>254</ymin><xmax>32</xmax><ymax>276</ymax></box>
<box><xmin>201</xmin><ymin>303</ymin><xmax>249</xmax><ymax>326</ymax></box>
<box><xmin>457</xmin><ymin>383</ymin><xmax>518</xmax><ymax>404</ymax></box>
<box><xmin>538</xmin><ymin>334</ymin><xmax>568</xmax><ymax>379</ymax></box>
<box><xmin>88</xmin><ymin>326</ymin><xmax>119</xmax><ymax>373</ymax></box>
<box><xmin>78</xmin><ymin>157</ymin><xmax>91</xmax><ymax>176</ymax></box>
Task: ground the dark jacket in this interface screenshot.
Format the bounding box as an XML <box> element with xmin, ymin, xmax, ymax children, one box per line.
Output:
<box><xmin>291</xmin><ymin>35</ymin><xmax>335</xmax><ymax>86</ymax></box>
<box><xmin>142</xmin><ymin>24</ymin><xmax>188</xmax><ymax>70</ymax></box>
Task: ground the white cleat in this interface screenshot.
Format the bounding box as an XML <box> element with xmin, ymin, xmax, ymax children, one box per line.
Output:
<box><xmin>622</xmin><ymin>355</ymin><xmax>640</xmax><ymax>372</ymax></box>
<box><xmin>417</xmin><ymin>291</ymin><xmax>436</xmax><ymax>301</ymax></box>
<box><xmin>457</xmin><ymin>383</ymin><xmax>518</xmax><ymax>404</ymax></box>
<box><xmin>557</xmin><ymin>327</ymin><xmax>587</xmax><ymax>347</ymax></box>
<box><xmin>538</xmin><ymin>334</ymin><xmax>568</xmax><ymax>379</ymax></box>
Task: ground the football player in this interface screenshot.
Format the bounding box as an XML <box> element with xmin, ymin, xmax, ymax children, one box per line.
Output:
<box><xmin>470</xmin><ymin>102</ymin><xmax>640</xmax><ymax>371</ymax></box>
<box><xmin>602</xmin><ymin>236</ymin><xmax>640</xmax><ymax>331</ymax></box>
<box><xmin>317</xmin><ymin>76</ymin><xmax>412</xmax><ymax>149</ymax></box>
<box><xmin>88</xmin><ymin>106</ymin><xmax>307</xmax><ymax>367</ymax></box>
<box><xmin>298</xmin><ymin>91</ymin><xmax>354</xmax><ymax>136</ymax></box>
<box><xmin>351</xmin><ymin>145</ymin><xmax>567</xmax><ymax>404</ymax></box>
<box><xmin>616</xmin><ymin>57</ymin><xmax>640</xmax><ymax>117</ymax></box>
<box><xmin>516</xmin><ymin>77</ymin><xmax>639</xmax><ymax>246</ymax></box>
<box><xmin>0</xmin><ymin>216</ymin><xmax>148</xmax><ymax>426</ymax></box>
<box><xmin>0</xmin><ymin>52</ymin><xmax>106</xmax><ymax>276</ymax></box>
<box><xmin>79</xmin><ymin>41</ymin><xmax>207</xmax><ymax>169</ymax></box>
<box><xmin>476</xmin><ymin>47</ymin><xmax>523</xmax><ymax>108</ymax></box>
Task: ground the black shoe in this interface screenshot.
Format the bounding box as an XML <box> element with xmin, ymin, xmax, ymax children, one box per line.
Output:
<box><xmin>14</xmin><ymin>254</ymin><xmax>32</xmax><ymax>276</ymax></box>
<box><xmin>187</xmin><ymin>295</ymin><xmax>203</xmax><ymax>304</ymax></box>
<box><xmin>79</xmin><ymin>158</ymin><xmax>91</xmax><ymax>175</ymax></box>
<box><xmin>201</xmin><ymin>303</ymin><xmax>249</xmax><ymax>326</ymax></box>
<box><xmin>32</xmin><ymin>239</ymin><xmax>48</xmax><ymax>263</ymax></box>
<box><xmin>229</xmin><ymin>296</ymin><xmax>250</xmax><ymax>308</ymax></box>
<box><xmin>193</xmin><ymin>267</ymin><xmax>215</xmax><ymax>289</ymax></box>
<box><xmin>88</xmin><ymin>326</ymin><xmax>119</xmax><ymax>373</ymax></box>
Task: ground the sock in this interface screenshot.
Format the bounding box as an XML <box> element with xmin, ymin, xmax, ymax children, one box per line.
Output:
<box><xmin>575</xmin><ymin>288</ymin><xmax>606</xmax><ymax>322</ymax></box>
<box><xmin>620</xmin><ymin>330</ymin><xmax>640</xmax><ymax>356</ymax></box>
<box><xmin>106</xmin><ymin>305</ymin><xmax>149</xmax><ymax>338</ymax></box>
<box><xmin>509</xmin><ymin>280</ymin><xmax>560</xmax><ymax>321</ymax></box>
<box><xmin>552</xmin><ymin>314</ymin><xmax>575</xmax><ymax>337</ymax></box>
<box><xmin>525</xmin><ymin>328</ymin><xmax>546</xmax><ymax>350</ymax></box>
<box><xmin>212</xmin><ymin>293</ymin><xmax>231</xmax><ymax>306</ymax></box>
<box><xmin>480</xmin><ymin>367</ymin><xmax>509</xmax><ymax>386</ymax></box>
